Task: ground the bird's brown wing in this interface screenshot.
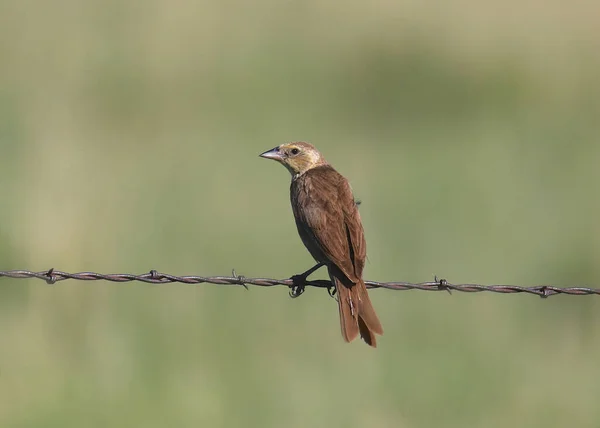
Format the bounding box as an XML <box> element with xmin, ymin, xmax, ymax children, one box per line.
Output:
<box><xmin>339</xmin><ymin>177</ymin><xmax>366</xmax><ymax>279</ymax></box>
<box><xmin>293</xmin><ymin>166</ymin><xmax>365</xmax><ymax>283</ymax></box>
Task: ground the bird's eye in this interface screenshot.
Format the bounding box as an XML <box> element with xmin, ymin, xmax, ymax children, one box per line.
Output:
<box><xmin>290</xmin><ymin>148</ymin><xmax>300</xmax><ymax>155</ymax></box>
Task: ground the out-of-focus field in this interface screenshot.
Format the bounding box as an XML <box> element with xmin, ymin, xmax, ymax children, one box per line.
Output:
<box><xmin>1</xmin><ymin>1</ymin><xmax>599</xmax><ymax>427</ymax></box>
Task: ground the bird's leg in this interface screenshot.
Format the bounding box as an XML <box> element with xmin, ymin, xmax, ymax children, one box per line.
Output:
<box><xmin>289</xmin><ymin>262</ymin><xmax>325</xmax><ymax>298</ymax></box>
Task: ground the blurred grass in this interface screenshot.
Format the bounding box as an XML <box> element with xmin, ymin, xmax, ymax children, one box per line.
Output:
<box><xmin>1</xmin><ymin>1</ymin><xmax>600</xmax><ymax>427</ymax></box>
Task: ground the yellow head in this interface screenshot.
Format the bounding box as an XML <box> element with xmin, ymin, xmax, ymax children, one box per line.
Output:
<box><xmin>259</xmin><ymin>142</ymin><xmax>328</xmax><ymax>177</ymax></box>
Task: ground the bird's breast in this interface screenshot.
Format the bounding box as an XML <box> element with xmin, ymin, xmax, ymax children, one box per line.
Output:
<box><xmin>290</xmin><ymin>176</ymin><xmax>329</xmax><ymax>263</ymax></box>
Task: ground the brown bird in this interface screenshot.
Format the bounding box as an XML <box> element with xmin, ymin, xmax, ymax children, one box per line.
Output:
<box><xmin>260</xmin><ymin>142</ymin><xmax>383</xmax><ymax>347</ymax></box>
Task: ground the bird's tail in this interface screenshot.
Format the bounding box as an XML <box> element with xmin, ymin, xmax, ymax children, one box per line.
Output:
<box><xmin>332</xmin><ymin>275</ymin><xmax>384</xmax><ymax>347</ymax></box>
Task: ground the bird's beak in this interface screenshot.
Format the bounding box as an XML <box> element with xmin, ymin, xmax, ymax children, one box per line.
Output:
<box><xmin>259</xmin><ymin>147</ymin><xmax>284</xmax><ymax>162</ymax></box>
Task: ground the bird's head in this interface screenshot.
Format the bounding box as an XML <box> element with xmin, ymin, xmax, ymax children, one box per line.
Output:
<box><xmin>259</xmin><ymin>142</ymin><xmax>327</xmax><ymax>177</ymax></box>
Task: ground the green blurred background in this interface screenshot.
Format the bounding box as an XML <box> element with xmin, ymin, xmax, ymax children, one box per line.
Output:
<box><xmin>1</xmin><ymin>1</ymin><xmax>600</xmax><ymax>427</ymax></box>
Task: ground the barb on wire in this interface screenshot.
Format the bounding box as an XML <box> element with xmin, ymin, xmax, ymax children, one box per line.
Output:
<box><xmin>0</xmin><ymin>269</ymin><xmax>599</xmax><ymax>298</ymax></box>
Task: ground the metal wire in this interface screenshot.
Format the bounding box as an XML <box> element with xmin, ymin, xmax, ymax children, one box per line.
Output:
<box><xmin>0</xmin><ymin>269</ymin><xmax>598</xmax><ymax>298</ymax></box>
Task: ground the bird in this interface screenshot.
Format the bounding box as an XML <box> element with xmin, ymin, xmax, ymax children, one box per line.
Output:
<box><xmin>260</xmin><ymin>142</ymin><xmax>383</xmax><ymax>347</ymax></box>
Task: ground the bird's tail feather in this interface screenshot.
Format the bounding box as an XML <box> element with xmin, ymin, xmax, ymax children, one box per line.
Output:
<box><xmin>335</xmin><ymin>280</ymin><xmax>360</xmax><ymax>344</ymax></box>
<box><xmin>332</xmin><ymin>275</ymin><xmax>383</xmax><ymax>347</ymax></box>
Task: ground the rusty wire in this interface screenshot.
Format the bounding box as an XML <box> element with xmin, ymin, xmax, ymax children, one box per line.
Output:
<box><xmin>0</xmin><ymin>269</ymin><xmax>598</xmax><ymax>298</ymax></box>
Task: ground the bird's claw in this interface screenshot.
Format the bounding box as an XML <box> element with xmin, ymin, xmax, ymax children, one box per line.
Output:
<box><xmin>288</xmin><ymin>263</ymin><xmax>326</xmax><ymax>299</ymax></box>
<box><xmin>289</xmin><ymin>284</ymin><xmax>305</xmax><ymax>298</ymax></box>
<box><xmin>327</xmin><ymin>283</ymin><xmax>337</xmax><ymax>298</ymax></box>
<box><xmin>289</xmin><ymin>274</ymin><xmax>307</xmax><ymax>298</ymax></box>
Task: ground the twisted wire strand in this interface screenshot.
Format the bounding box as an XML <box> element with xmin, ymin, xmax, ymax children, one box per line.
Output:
<box><xmin>0</xmin><ymin>269</ymin><xmax>598</xmax><ymax>298</ymax></box>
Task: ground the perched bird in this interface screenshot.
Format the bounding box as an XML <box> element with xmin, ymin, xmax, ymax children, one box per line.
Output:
<box><xmin>260</xmin><ymin>142</ymin><xmax>383</xmax><ymax>347</ymax></box>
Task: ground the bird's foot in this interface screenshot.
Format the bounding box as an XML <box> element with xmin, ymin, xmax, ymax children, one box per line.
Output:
<box><xmin>288</xmin><ymin>262</ymin><xmax>325</xmax><ymax>299</ymax></box>
<box><xmin>289</xmin><ymin>274</ymin><xmax>307</xmax><ymax>298</ymax></box>
<box><xmin>327</xmin><ymin>283</ymin><xmax>337</xmax><ymax>298</ymax></box>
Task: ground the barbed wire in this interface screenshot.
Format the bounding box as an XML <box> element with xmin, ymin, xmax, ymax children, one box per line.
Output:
<box><xmin>0</xmin><ymin>268</ymin><xmax>598</xmax><ymax>298</ymax></box>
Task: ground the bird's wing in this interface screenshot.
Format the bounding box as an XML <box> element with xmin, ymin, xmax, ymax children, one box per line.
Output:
<box><xmin>339</xmin><ymin>178</ymin><xmax>366</xmax><ymax>277</ymax></box>
<box><xmin>296</xmin><ymin>166</ymin><xmax>365</xmax><ymax>283</ymax></box>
